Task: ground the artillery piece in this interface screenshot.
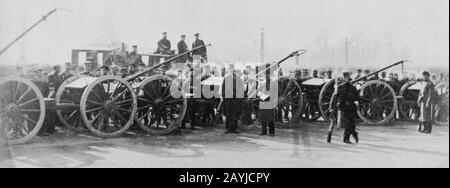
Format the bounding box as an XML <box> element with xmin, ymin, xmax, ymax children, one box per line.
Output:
<box><xmin>0</xmin><ymin>44</ymin><xmax>209</xmax><ymax>144</ymax></box>
<box><xmin>318</xmin><ymin>61</ymin><xmax>406</xmax><ymax>125</ymax></box>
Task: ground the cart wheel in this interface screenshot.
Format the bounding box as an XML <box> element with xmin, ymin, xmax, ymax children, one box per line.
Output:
<box><xmin>275</xmin><ymin>78</ymin><xmax>303</xmax><ymax>126</ymax></box>
<box><xmin>398</xmin><ymin>81</ymin><xmax>420</xmax><ymax>122</ymax></box>
<box><xmin>80</xmin><ymin>76</ymin><xmax>137</xmax><ymax>138</ymax></box>
<box><xmin>318</xmin><ymin>78</ymin><xmax>343</xmax><ymax>122</ymax></box>
<box><xmin>56</xmin><ymin>76</ymin><xmax>86</xmax><ymax>132</ymax></box>
<box><xmin>357</xmin><ymin>80</ymin><xmax>397</xmax><ymax>125</ymax></box>
<box><xmin>0</xmin><ymin>76</ymin><xmax>45</xmax><ymax>144</ymax></box>
<box><xmin>434</xmin><ymin>82</ymin><xmax>449</xmax><ymax>125</ymax></box>
<box><xmin>135</xmin><ymin>75</ymin><xmax>187</xmax><ymax>135</ymax></box>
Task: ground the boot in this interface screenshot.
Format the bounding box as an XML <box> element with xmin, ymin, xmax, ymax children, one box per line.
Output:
<box><xmin>326</xmin><ymin>132</ymin><xmax>332</xmax><ymax>143</ymax></box>
<box><xmin>424</xmin><ymin>122</ymin><xmax>432</xmax><ymax>134</ymax></box>
<box><xmin>417</xmin><ymin>122</ymin><xmax>424</xmax><ymax>133</ymax></box>
<box><xmin>352</xmin><ymin>132</ymin><xmax>359</xmax><ymax>144</ymax></box>
<box><xmin>343</xmin><ymin>133</ymin><xmax>352</xmax><ymax>144</ymax></box>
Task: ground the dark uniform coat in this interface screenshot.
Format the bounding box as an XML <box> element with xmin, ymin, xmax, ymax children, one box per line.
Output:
<box><xmin>192</xmin><ymin>39</ymin><xmax>207</xmax><ymax>61</ymax></box>
<box><xmin>336</xmin><ymin>81</ymin><xmax>360</xmax><ymax>139</ymax></box>
<box><xmin>157</xmin><ymin>39</ymin><xmax>171</xmax><ymax>54</ymax></box>
<box><xmin>418</xmin><ymin>81</ymin><xmax>436</xmax><ymax>123</ymax></box>
<box><xmin>177</xmin><ymin>40</ymin><xmax>189</xmax><ymax>63</ymax></box>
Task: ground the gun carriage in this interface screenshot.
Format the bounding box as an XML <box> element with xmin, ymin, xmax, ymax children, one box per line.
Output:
<box><xmin>318</xmin><ymin>61</ymin><xmax>407</xmax><ymax>125</ymax></box>
<box><xmin>0</xmin><ymin>45</ymin><xmax>208</xmax><ymax>144</ymax></box>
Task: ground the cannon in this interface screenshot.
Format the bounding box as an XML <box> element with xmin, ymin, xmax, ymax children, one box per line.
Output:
<box><xmin>318</xmin><ymin>61</ymin><xmax>406</xmax><ymax>125</ymax></box>
<box><xmin>240</xmin><ymin>50</ymin><xmax>307</xmax><ymax>127</ymax></box>
<box><xmin>0</xmin><ymin>44</ymin><xmax>209</xmax><ymax>144</ymax></box>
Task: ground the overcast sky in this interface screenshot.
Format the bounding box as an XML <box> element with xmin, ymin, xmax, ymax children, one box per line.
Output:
<box><xmin>0</xmin><ymin>0</ymin><xmax>448</xmax><ymax>69</ymax></box>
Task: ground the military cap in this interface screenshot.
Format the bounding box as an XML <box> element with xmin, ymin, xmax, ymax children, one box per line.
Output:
<box><xmin>162</xmin><ymin>32</ymin><xmax>167</xmax><ymax>35</ymax></box>
<box><xmin>181</xmin><ymin>35</ymin><xmax>186</xmax><ymax>37</ymax></box>
<box><xmin>422</xmin><ymin>71</ymin><xmax>430</xmax><ymax>77</ymax></box>
<box><xmin>194</xmin><ymin>33</ymin><xmax>200</xmax><ymax>36</ymax></box>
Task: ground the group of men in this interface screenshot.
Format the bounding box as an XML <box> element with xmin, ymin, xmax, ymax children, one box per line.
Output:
<box><xmin>156</xmin><ymin>32</ymin><xmax>208</xmax><ymax>63</ymax></box>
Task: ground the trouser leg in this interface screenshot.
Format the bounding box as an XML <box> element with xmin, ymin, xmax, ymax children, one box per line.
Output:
<box><xmin>261</xmin><ymin>122</ymin><xmax>267</xmax><ymax>135</ymax></box>
<box><xmin>268</xmin><ymin>122</ymin><xmax>275</xmax><ymax>135</ymax></box>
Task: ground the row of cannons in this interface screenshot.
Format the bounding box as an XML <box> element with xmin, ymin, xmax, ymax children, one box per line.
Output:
<box><xmin>1</xmin><ymin>46</ymin><xmax>449</xmax><ymax>144</ymax></box>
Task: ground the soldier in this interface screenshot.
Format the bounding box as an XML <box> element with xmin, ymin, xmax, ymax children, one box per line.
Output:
<box><xmin>128</xmin><ymin>45</ymin><xmax>144</xmax><ymax>66</ymax></box>
<box><xmin>81</xmin><ymin>61</ymin><xmax>94</xmax><ymax>75</ymax></box>
<box><xmin>312</xmin><ymin>69</ymin><xmax>319</xmax><ymax>78</ymax></box>
<box><xmin>259</xmin><ymin>64</ymin><xmax>276</xmax><ymax>136</ymax></box>
<box><xmin>221</xmin><ymin>64</ymin><xmax>244</xmax><ymax>134</ymax></box>
<box><xmin>48</xmin><ymin>65</ymin><xmax>63</xmax><ymax>96</ymax></box>
<box><xmin>336</xmin><ymin>72</ymin><xmax>360</xmax><ymax>144</ymax></box>
<box><xmin>61</xmin><ymin>62</ymin><xmax>74</xmax><ymax>80</ymax></box>
<box><xmin>177</xmin><ymin>35</ymin><xmax>189</xmax><ymax>63</ymax></box>
<box><xmin>354</xmin><ymin>69</ymin><xmax>363</xmax><ymax>80</ymax></box>
<box><xmin>417</xmin><ymin>71</ymin><xmax>437</xmax><ymax>134</ymax></box>
<box><xmin>192</xmin><ymin>33</ymin><xmax>207</xmax><ymax>63</ymax></box>
<box><xmin>380</xmin><ymin>71</ymin><xmax>387</xmax><ymax>81</ymax></box>
<box><xmin>156</xmin><ymin>32</ymin><xmax>171</xmax><ymax>54</ymax></box>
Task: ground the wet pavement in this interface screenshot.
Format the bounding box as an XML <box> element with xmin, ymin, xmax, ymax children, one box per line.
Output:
<box><xmin>0</xmin><ymin>121</ymin><xmax>448</xmax><ymax>168</ymax></box>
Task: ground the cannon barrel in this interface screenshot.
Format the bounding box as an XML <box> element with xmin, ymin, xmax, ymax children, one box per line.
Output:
<box><xmin>254</xmin><ymin>49</ymin><xmax>307</xmax><ymax>77</ymax></box>
<box><xmin>351</xmin><ymin>60</ymin><xmax>406</xmax><ymax>84</ymax></box>
<box><xmin>126</xmin><ymin>44</ymin><xmax>211</xmax><ymax>81</ymax></box>
<box><xmin>0</xmin><ymin>9</ymin><xmax>57</xmax><ymax>56</ymax></box>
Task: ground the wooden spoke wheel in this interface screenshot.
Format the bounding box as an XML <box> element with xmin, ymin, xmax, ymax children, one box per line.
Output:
<box><xmin>55</xmin><ymin>76</ymin><xmax>87</xmax><ymax>132</ymax></box>
<box><xmin>318</xmin><ymin>78</ymin><xmax>343</xmax><ymax>122</ymax></box>
<box><xmin>398</xmin><ymin>81</ymin><xmax>421</xmax><ymax>122</ymax></box>
<box><xmin>357</xmin><ymin>80</ymin><xmax>398</xmax><ymax>125</ymax></box>
<box><xmin>434</xmin><ymin>82</ymin><xmax>449</xmax><ymax>125</ymax></box>
<box><xmin>275</xmin><ymin>78</ymin><xmax>303</xmax><ymax>126</ymax></box>
<box><xmin>0</xmin><ymin>76</ymin><xmax>45</xmax><ymax>144</ymax></box>
<box><xmin>135</xmin><ymin>75</ymin><xmax>187</xmax><ymax>135</ymax></box>
<box><xmin>80</xmin><ymin>76</ymin><xmax>137</xmax><ymax>138</ymax></box>
<box><xmin>190</xmin><ymin>98</ymin><xmax>220</xmax><ymax>127</ymax></box>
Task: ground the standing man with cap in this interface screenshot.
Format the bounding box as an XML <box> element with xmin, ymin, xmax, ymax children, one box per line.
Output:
<box><xmin>417</xmin><ymin>71</ymin><xmax>437</xmax><ymax>134</ymax></box>
<box><xmin>335</xmin><ymin>71</ymin><xmax>360</xmax><ymax>144</ymax></box>
<box><xmin>177</xmin><ymin>35</ymin><xmax>189</xmax><ymax>63</ymax></box>
<box><xmin>192</xmin><ymin>33</ymin><xmax>207</xmax><ymax>63</ymax></box>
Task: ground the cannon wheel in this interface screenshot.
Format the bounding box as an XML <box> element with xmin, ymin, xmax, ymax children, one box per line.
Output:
<box><xmin>0</xmin><ymin>76</ymin><xmax>45</xmax><ymax>144</ymax></box>
<box><xmin>80</xmin><ymin>76</ymin><xmax>137</xmax><ymax>138</ymax></box>
<box><xmin>357</xmin><ymin>80</ymin><xmax>397</xmax><ymax>125</ymax></box>
<box><xmin>318</xmin><ymin>78</ymin><xmax>341</xmax><ymax>122</ymax></box>
<box><xmin>55</xmin><ymin>75</ymin><xmax>87</xmax><ymax>132</ymax></box>
<box><xmin>398</xmin><ymin>81</ymin><xmax>420</xmax><ymax>122</ymax></box>
<box><xmin>135</xmin><ymin>75</ymin><xmax>187</xmax><ymax>135</ymax></box>
<box><xmin>275</xmin><ymin>78</ymin><xmax>303</xmax><ymax>126</ymax></box>
<box><xmin>434</xmin><ymin>82</ymin><xmax>449</xmax><ymax>125</ymax></box>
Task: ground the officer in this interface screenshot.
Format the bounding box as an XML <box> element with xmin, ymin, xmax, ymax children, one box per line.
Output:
<box><xmin>417</xmin><ymin>71</ymin><xmax>437</xmax><ymax>134</ymax></box>
<box><xmin>354</xmin><ymin>69</ymin><xmax>363</xmax><ymax>80</ymax></box>
<box><xmin>221</xmin><ymin>64</ymin><xmax>244</xmax><ymax>134</ymax></box>
<box><xmin>192</xmin><ymin>33</ymin><xmax>207</xmax><ymax>63</ymax></box>
<box><xmin>336</xmin><ymin>71</ymin><xmax>360</xmax><ymax>144</ymax></box>
<box><xmin>177</xmin><ymin>35</ymin><xmax>189</xmax><ymax>63</ymax></box>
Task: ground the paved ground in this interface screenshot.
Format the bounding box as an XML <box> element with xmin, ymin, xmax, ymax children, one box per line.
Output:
<box><xmin>0</xmin><ymin>121</ymin><xmax>448</xmax><ymax>168</ymax></box>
